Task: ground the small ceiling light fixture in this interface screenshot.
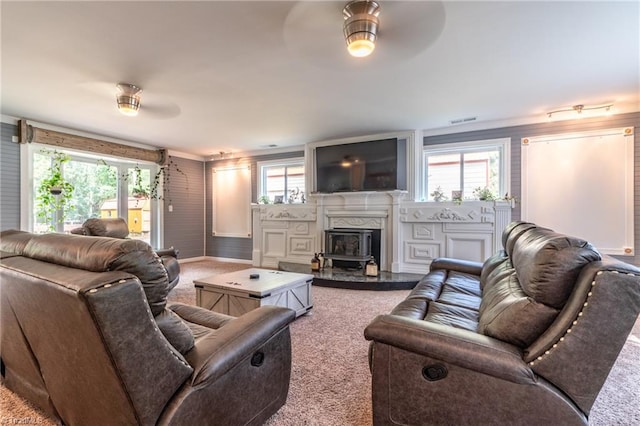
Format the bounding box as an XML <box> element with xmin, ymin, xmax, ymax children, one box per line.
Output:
<box><xmin>116</xmin><ymin>83</ymin><xmax>142</xmax><ymax>116</ymax></box>
<box><xmin>343</xmin><ymin>0</ymin><xmax>381</xmax><ymax>58</ymax></box>
<box><xmin>547</xmin><ymin>103</ymin><xmax>613</xmax><ymax>120</ymax></box>
<box><xmin>210</xmin><ymin>151</ymin><xmax>234</xmax><ymax>161</ymax></box>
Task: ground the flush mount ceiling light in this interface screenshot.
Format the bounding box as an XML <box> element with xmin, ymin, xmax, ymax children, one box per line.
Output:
<box><xmin>343</xmin><ymin>0</ymin><xmax>381</xmax><ymax>58</ymax></box>
<box><xmin>116</xmin><ymin>83</ymin><xmax>142</xmax><ymax>116</ymax></box>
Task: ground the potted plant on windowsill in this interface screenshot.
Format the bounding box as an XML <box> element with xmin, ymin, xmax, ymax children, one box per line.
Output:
<box><xmin>473</xmin><ymin>186</ymin><xmax>497</xmax><ymax>201</ymax></box>
<box><xmin>36</xmin><ymin>150</ymin><xmax>75</xmax><ymax>231</ymax></box>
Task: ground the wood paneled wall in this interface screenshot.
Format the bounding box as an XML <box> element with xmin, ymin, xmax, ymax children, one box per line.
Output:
<box><xmin>0</xmin><ymin>123</ymin><xmax>20</xmax><ymax>230</ymax></box>
<box><xmin>163</xmin><ymin>156</ymin><xmax>205</xmax><ymax>258</ymax></box>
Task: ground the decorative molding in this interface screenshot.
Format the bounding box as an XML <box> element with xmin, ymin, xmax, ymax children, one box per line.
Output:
<box><xmin>442</xmin><ymin>222</ymin><xmax>493</xmax><ymax>233</ymax></box>
<box><xmin>427</xmin><ymin>208</ymin><xmax>470</xmax><ymax>222</ymax></box>
<box><xmin>326</xmin><ymin>209</ymin><xmax>389</xmax><ymax>218</ymax></box>
<box><xmin>259</xmin><ymin>205</ymin><xmax>317</xmax><ymax>221</ymax></box>
<box><xmin>289</xmin><ymin>237</ymin><xmax>315</xmax><ymax>255</ymax></box>
<box><xmin>403</xmin><ymin>241</ymin><xmax>442</xmax><ymax>264</ymax></box>
<box><xmin>292</xmin><ymin>222</ymin><xmax>310</xmax><ymax>235</ymax></box>
<box><xmin>330</xmin><ymin>217</ymin><xmax>383</xmax><ymax>229</ymax></box>
<box><xmin>446</xmin><ymin>234</ymin><xmax>492</xmax><ymax>263</ymax></box>
<box><xmin>262</xmin><ymin>230</ymin><xmax>286</xmax><ymax>258</ymax></box>
<box><xmin>413</xmin><ymin>224</ymin><xmax>434</xmax><ymax>240</ymax></box>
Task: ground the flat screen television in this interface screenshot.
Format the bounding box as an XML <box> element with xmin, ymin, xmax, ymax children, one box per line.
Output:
<box><xmin>315</xmin><ymin>138</ymin><xmax>406</xmax><ymax>193</ymax></box>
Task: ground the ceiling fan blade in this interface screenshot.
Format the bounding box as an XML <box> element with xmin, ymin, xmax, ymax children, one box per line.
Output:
<box><xmin>140</xmin><ymin>102</ymin><xmax>181</xmax><ymax>120</ymax></box>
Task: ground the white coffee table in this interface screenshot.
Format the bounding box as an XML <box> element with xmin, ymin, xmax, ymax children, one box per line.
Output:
<box><xmin>194</xmin><ymin>268</ymin><xmax>314</xmax><ymax>318</ymax></box>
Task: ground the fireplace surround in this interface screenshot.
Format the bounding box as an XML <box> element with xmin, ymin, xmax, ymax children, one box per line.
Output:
<box><xmin>251</xmin><ymin>191</ymin><xmax>512</xmax><ymax>274</ymax></box>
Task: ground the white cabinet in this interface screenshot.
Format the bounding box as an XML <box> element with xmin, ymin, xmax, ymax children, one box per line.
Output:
<box><xmin>252</xmin><ymin>204</ymin><xmax>317</xmax><ymax>269</ymax></box>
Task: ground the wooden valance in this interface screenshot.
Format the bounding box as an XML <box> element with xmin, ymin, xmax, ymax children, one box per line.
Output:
<box><xmin>18</xmin><ymin>120</ymin><xmax>167</xmax><ymax>165</ymax></box>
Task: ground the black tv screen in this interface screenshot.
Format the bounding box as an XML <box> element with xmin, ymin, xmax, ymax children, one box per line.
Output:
<box><xmin>315</xmin><ymin>138</ymin><xmax>406</xmax><ymax>193</ymax></box>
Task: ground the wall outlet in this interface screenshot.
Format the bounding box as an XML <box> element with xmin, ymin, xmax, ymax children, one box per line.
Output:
<box><xmin>168</xmin><ymin>205</ymin><xmax>173</xmax><ymax>212</ymax></box>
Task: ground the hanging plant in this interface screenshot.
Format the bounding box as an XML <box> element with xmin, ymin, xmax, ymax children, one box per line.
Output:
<box><xmin>129</xmin><ymin>164</ymin><xmax>150</xmax><ymax>198</ymax></box>
<box><xmin>36</xmin><ymin>149</ymin><xmax>75</xmax><ymax>231</ymax></box>
<box><xmin>96</xmin><ymin>157</ymin><xmax>189</xmax><ymax>205</ymax></box>
<box><xmin>148</xmin><ymin>157</ymin><xmax>189</xmax><ymax>203</ymax></box>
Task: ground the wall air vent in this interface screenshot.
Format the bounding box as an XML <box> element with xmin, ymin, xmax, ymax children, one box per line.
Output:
<box><xmin>449</xmin><ymin>116</ymin><xmax>477</xmax><ymax>125</ymax></box>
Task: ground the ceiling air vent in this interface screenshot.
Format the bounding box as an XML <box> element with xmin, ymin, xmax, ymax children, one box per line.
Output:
<box><xmin>449</xmin><ymin>116</ymin><xmax>477</xmax><ymax>125</ymax></box>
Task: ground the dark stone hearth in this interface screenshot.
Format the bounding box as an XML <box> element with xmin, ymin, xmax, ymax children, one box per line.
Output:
<box><xmin>279</xmin><ymin>261</ymin><xmax>422</xmax><ymax>291</ymax></box>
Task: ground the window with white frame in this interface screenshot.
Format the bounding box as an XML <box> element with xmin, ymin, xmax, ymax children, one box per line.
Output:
<box><xmin>257</xmin><ymin>158</ymin><xmax>305</xmax><ymax>203</ymax></box>
<box><xmin>423</xmin><ymin>138</ymin><xmax>510</xmax><ymax>201</ymax></box>
<box><xmin>25</xmin><ymin>144</ymin><xmax>160</xmax><ymax>247</ymax></box>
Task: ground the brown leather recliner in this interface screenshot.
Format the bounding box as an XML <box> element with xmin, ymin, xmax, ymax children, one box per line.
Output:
<box><xmin>71</xmin><ymin>217</ymin><xmax>180</xmax><ymax>290</ymax></box>
<box><xmin>365</xmin><ymin>222</ymin><xmax>640</xmax><ymax>425</ymax></box>
<box><xmin>0</xmin><ymin>230</ymin><xmax>295</xmax><ymax>425</ymax></box>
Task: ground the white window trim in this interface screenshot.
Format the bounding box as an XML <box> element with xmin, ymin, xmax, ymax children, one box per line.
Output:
<box><xmin>423</xmin><ymin>138</ymin><xmax>511</xmax><ymax>201</ymax></box>
<box><xmin>256</xmin><ymin>157</ymin><xmax>305</xmax><ymax>198</ymax></box>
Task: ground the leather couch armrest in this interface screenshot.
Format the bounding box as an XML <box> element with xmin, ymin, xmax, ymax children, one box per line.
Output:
<box><xmin>184</xmin><ymin>306</ymin><xmax>296</xmax><ymax>386</ymax></box>
<box><xmin>155</xmin><ymin>247</ymin><xmax>179</xmax><ymax>258</ymax></box>
<box><xmin>160</xmin><ymin>255</ymin><xmax>180</xmax><ymax>291</ymax></box>
<box><xmin>170</xmin><ymin>303</ymin><xmax>234</xmax><ymax>330</ymax></box>
<box><xmin>364</xmin><ymin>314</ymin><xmax>535</xmax><ymax>385</ymax></box>
<box><xmin>430</xmin><ymin>257</ymin><xmax>483</xmax><ymax>275</ymax></box>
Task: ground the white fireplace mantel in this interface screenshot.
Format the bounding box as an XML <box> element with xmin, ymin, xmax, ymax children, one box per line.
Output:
<box><xmin>252</xmin><ymin>194</ymin><xmax>511</xmax><ymax>274</ymax></box>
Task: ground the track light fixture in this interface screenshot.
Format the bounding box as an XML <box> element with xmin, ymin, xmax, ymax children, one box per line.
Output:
<box><xmin>343</xmin><ymin>0</ymin><xmax>381</xmax><ymax>58</ymax></box>
<box><xmin>116</xmin><ymin>83</ymin><xmax>142</xmax><ymax>116</ymax></box>
<box><xmin>547</xmin><ymin>103</ymin><xmax>613</xmax><ymax>120</ymax></box>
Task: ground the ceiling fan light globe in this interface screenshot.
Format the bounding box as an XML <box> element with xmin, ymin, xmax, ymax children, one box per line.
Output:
<box><xmin>343</xmin><ymin>1</ymin><xmax>380</xmax><ymax>58</ymax></box>
<box><xmin>347</xmin><ymin>39</ymin><xmax>375</xmax><ymax>57</ymax></box>
<box><xmin>117</xmin><ymin>95</ymin><xmax>140</xmax><ymax>116</ymax></box>
<box><xmin>116</xmin><ymin>83</ymin><xmax>142</xmax><ymax>116</ymax></box>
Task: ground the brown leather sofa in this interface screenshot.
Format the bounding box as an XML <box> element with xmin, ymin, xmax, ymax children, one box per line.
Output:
<box><xmin>365</xmin><ymin>221</ymin><xmax>640</xmax><ymax>425</ymax></box>
<box><xmin>0</xmin><ymin>230</ymin><xmax>295</xmax><ymax>425</ymax></box>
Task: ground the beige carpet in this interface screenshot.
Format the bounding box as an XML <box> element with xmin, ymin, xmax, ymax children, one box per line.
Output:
<box><xmin>1</xmin><ymin>259</ymin><xmax>639</xmax><ymax>425</ymax></box>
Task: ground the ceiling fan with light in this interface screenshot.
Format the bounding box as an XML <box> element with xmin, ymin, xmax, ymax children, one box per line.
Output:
<box><xmin>77</xmin><ymin>80</ymin><xmax>181</xmax><ymax>120</ymax></box>
<box><xmin>116</xmin><ymin>83</ymin><xmax>142</xmax><ymax>116</ymax></box>
<box><xmin>283</xmin><ymin>0</ymin><xmax>445</xmax><ymax>68</ymax></box>
<box><xmin>342</xmin><ymin>0</ymin><xmax>381</xmax><ymax>58</ymax></box>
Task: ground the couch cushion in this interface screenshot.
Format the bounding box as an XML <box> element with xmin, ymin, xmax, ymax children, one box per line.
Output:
<box><xmin>390</xmin><ymin>299</ymin><xmax>429</xmax><ymax>320</ymax></box>
<box><xmin>480</xmin><ymin>250</ymin><xmax>508</xmax><ymax>291</ymax></box>
<box><xmin>481</xmin><ymin>255</ymin><xmax>514</xmax><ymax>294</ymax></box>
<box><xmin>478</xmin><ymin>272</ymin><xmax>559</xmax><ymax>347</ymax></box>
<box><xmin>407</xmin><ymin>270</ymin><xmax>446</xmax><ymax>302</ymax></box>
<box><xmin>438</xmin><ymin>272</ymin><xmax>482</xmax><ymax>311</ymax></box>
<box><xmin>511</xmin><ymin>228</ymin><xmax>601</xmax><ymax>309</ymax></box>
<box><xmin>0</xmin><ymin>229</ymin><xmax>36</xmax><ymax>255</ymax></box>
<box><xmin>424</xmin><ymin>302</ymin><xmax>478</xmax><ymax>332</ymax></box>
<box><xmin>503</xmin><ymin>221</ymin><xmax>538</xmax><ymax>257</ymax></box>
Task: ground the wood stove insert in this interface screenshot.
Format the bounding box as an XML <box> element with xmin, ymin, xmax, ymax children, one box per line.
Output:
<box><xmin>324</xmin><ymin>228</ymin><xmax>373</xmax><ymax>269</ymax></box>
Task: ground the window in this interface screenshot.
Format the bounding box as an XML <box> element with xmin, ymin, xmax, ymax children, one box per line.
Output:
<box><xmin>423</xmin><ymin>138</ymin><xmax>509</xmax><ymax>201</ymax></box>
<box><xmin>257</xmin><ymin>158</ymin><xmax>305</xmax><ymax>203</ymax></box>
<box><xmin>27</xmin><ymin>145</ymin><xmax>160</xmax><ymax>246</ymax></box>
